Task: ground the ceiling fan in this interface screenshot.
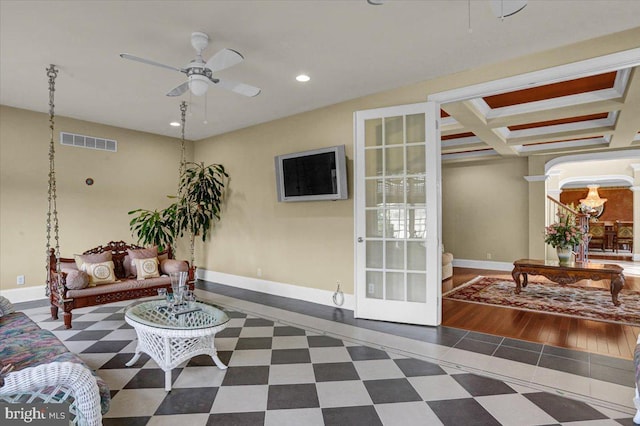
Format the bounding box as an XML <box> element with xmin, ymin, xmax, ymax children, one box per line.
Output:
<box><xmin>120</xmin><ymin>32</ymin><xmax>261</xmax><ymax>98</ymax></box>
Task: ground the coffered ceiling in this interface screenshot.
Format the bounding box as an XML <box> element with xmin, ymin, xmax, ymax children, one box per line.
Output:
<box><xmin>1</xmin><ymin>0</ymin><xmax>639</xmax><ymax>160</ymax></box>
<box><xmin>440</xmin><ymin>66</ymin><xmax>640</xmax><ymax>161</ymax></box>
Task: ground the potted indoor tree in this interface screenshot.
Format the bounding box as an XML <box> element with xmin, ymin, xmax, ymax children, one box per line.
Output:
<box><xmin>128</xmin><ymin>161</ymin><xmax>228</xmax><ymax>267</ymax></box>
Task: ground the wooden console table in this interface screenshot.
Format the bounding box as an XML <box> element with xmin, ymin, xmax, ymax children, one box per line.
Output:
<box><xmin>511</xmin><ymin>259</ymin><xmax>625</xmax><ymax>306</ymax></box>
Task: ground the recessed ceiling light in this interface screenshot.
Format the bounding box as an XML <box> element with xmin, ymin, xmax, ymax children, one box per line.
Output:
<box><xmin>296</xmin><ymin>74</ymin><xmax>310</xmax><ymax>82</ymax></box>
<box><xmin>169</xmin><ymin>121</ymin><xmax>181</xmax><ymax>127</ymax></box>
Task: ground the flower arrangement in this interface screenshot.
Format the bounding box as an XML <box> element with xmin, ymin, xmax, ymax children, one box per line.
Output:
<box><xmin>544</xmin><ymin>209</ymin><xmax>584</xmax><ymax>249</ymax></box>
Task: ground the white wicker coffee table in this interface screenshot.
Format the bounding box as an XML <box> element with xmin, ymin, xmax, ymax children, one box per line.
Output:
<box><xmin>124</xmin><ymin>299</ymin><xmax>229</xmax><ymax>391</ymax></box>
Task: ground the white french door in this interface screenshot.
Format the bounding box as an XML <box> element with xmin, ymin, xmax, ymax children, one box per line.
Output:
<box><xmin>354</xmin><ymin>102</ymin><xmax>441</xmax><ymax>326</ymax></box>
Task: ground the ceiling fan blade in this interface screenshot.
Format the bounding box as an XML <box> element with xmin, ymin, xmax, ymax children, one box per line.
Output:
<box><xmin>213</xmin><ymin>78</ymin><xmax>261</xmax><ymax>97</ymax></box>
<box><xmin>205</xmin><ymin>48</ymin><xmax>244</xmax><ymax>73</ymax></box>
<box><xmin>120</xmin><ymin>53</ymin><xmax>185</xmax><ymax>73</ymax></box>
<box><xmin>166</xmin><ymin>81</ymin><xmax>190</xmax><ymax>97</ymax></box>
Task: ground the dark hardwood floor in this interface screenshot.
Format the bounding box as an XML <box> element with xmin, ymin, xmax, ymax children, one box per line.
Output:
<box><xmin>442</xmin><ymin>266</ymin><xmax>640</xmax><ymax>360</ymax></box>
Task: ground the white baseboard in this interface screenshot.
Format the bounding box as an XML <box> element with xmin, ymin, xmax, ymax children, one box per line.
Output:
<box><xmin>452</xmin><ymin>258</ymin><xmax>513</xmax><ymax>271</ymax></box>
<box><xmin>197</xmin><ymin>269</ymin><xmax>355</xmax><ymax>311</ymax></box>
<box><xmin>0</xmin><ymin>286</ymin><xmax>47</xmax><ymax>303</ymax></box>
<box><xmin>634</xmin><ymin>253</ymin><xmax>640</xmax><ymax>262</ymax></box>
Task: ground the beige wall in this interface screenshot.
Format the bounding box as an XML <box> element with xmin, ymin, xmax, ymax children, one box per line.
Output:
<box><xmin>0</xmin><ymin>106</ymin><xmax>193</xmax><ymax>291</ymax></box>
<box><xmin>194</xmin><ymin>28</ymin><xmax>640</xmax><ymax>296</ymax></box>
<box><xmin>442</xmin><ymin>157</ymin><xmax>529</xmax><ymax>261</ymax></box>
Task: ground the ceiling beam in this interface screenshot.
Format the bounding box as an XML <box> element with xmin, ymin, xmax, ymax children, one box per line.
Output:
<box><xmin>609</xmin><ymin>66</ymin><xmax>640</xmax><ymax>148</ymax></box>
<box><xmin>506</xmin><ymin>126</ymin><xmax>614</xmax><ymax>146</ymax></box>
<box><xmin>442</xmin><ymin>101</ymin><xmax>518</xmax><ymax>156</ymax></box>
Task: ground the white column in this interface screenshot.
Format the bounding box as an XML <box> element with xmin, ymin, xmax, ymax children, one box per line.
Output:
<box><xmin>631</xmin><ymin>185</ymin><xmax>640</xmax><ymax>261</ymax></box>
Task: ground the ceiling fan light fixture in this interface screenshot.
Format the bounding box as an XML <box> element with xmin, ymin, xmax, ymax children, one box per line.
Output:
<box><xmin>189</xmin><ymin>74</ymin><xmax>209</xmax><ymax>96</ymax></box>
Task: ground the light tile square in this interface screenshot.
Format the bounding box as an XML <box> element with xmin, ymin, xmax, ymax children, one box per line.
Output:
<box><xmin>353</xmin><ymin>359</ymin><xmax>405</xmax><ymax>380</ymax></box>
<box><xmin>269</xmin><ymin>363</ymin><xmax>316</xmax><ymax>384</ymax></box>
<box><xmin>476</xmin><ymin>393</ymin><xmax>557</xmax><ymax>425</ymax></box>
<box><xmin>264</xmin><ymin>408</ymin><xmax>324</xmax><ymax>426</ymax></box>
<box><xmin>104</xmin><ymin>388</ymin><xmax>167</xmax><ymax>417</ymax></box>
<box><xmin>316</xmin><ymin>380</ymin><xmax>373</xmax><ymax>408</ymax></box>
<box><xmin>375</xmin><ymin>401</ymin><xmax>443</xmax><ymax>426</ymax></box>
<box><xmin>210</xmin><ymin>385</ymin><xmax>269</xmax><ymax>413</ymax></box>
<box><xmin>228</xmin><ymin>349</ymin><xmax>273</xmax><ymax>366</ymax></box>
<box><xmin>309</xmin><ymin>346</ymin><xmax>353</xmax><ymax>363</ymax></box>
<box><xmin>408</xmin><ymin>375</ymin><xmax>472</xmax><ymax>401</ymax></box>
<box><xmin>173</xmin><ymin>366</ymin><xmax>227</xmax><ymax>388</ymax></box>
<box><xmin>240</xmin><ymin>326</ymin><xmax>275</xmax><ymax>337</ymax></box>
<box><xmin>272</xmin><ymin>335</ymin><xmax>309</xmax><ymax>349</ymax></box>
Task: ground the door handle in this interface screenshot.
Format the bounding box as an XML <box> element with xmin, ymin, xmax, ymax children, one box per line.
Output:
<box><xmin>357</xmin><ymin>237</ymin><xmax>364</xmax><ymax>243</ymax></box>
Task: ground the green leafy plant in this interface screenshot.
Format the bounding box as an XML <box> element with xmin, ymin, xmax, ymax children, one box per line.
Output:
<box><xmin>128</xmin><ymin>162</ymin><xmax>228</xmax><ymax>265</ymax></box>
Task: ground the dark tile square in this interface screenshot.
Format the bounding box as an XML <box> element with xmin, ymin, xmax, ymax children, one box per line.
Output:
<box><xmin>101</xmin><ymin>353</ymin><xmax>150</xmax><ymax>369</ymax></box>
<box><xmin>542</xmin><ymin>345</ymin><xmax>589</xmax><ymax>361</ymax></box>
<box><xmin>307</xmin><ymin>335</ymin><xmax>344</xmax><ymax>347</ymax></box>
<box><xmin>524</xmin><ymin>392</ymin><xmax>607</xmax><ymax>422</ymax></box>
<box><xmin>102</xmin><ymin>418</ymin><xmax>150</xmax><ymax>426</ymax></box>
<box><xmin>186</xmin><ymin>352</ymin><xmax>232</xmax><ymax>367</ymax></box>
<box><xmin>452</xmin><ymin>374</ymin><xmax>516</xmax><ymax>396</ymax></box>
<box><xmin>216</xmin><ymin>327</ymin><xmax>242</xmax><ymax>338</ymax></box>
<box><xmin>65</xmin><ymin>330</ymin><xmax>114</xmax><ymax>341</ymax></box>
<box><xmin>103</xmin><ymin>313</ymin><xmax>125</xmax><ymax>321</ymax></box>
<box><xmin>589</xmin><ymin>363</ymin><xmax>635</xmax><ymax>387</ymax></box>
<box><xmin>119</xmin><ymin>323</ymin><xmax>133</xmax><ymax>329</ymax></box>
<box><xmin>235</xmin><ymin>337</ymin><xmax>272</xmax><ymax>350</ymax></box>
<box><xmin>494</xmin><ymin>346</ymin><xmax>540</xmax><ymax>365</ymax></box>
<box><xmin>90</xmin><ymin>306</ymin><xmax>124</xmax><ymax>313</ymax></box>
<box><xmin>54</xmin><ymin>321</ymin><xmax>95</xmax><ymax>331</ymax></box>
<box><xmin>271</xmin><ymin>348</ymin><xmax>311</xmax><ymax>364</ymax></box>
<box><xmin>501</xmin><ymin>338</ymin><xmax>543</xmax><ymax>352</ymax></box>
<box><xmin>322</xmin><ymin>405</ymin><xmax>383</xmax><ymax>426</ymax></box>
<box><xmin>466</xmin><ymin>331</ymin><xmax>503</xmax><ymax>344</ymax></box>
<box><xmin>347</xmin><ymin>346</ymin><xmax>390</xmax><ymax>361</ymax></box>
<box><xmin>244</xmin><ymin>318</ymin><xmax>274</xmax><ymax>327</ymax></box>
<box><xmin>313</xmin><ymin>362</ymin><xmax>360</xmax><ymax>382</ymax></box>
<box><xmin>274</xmin><ymin>326</ymin><xmax>306</xmax><ymax>336</ymax></box>
<box><xmin>454</xmin><ymin>338</ymin><xmax>498</xmax><ymax>356</ymax></box>
<box><xmin>207</xmin><ymin>412</ymin><xmax>265</xmax><ymax>426</ymax></box>
<box><xmin>363</xmin><ymin>378</ymin><xmax>421</xmax><ymax>404</ymax></box>
<box><xmin>267</xmin><ymin>383</ymin><xmax>319</xmax><ymax>410</ymax></box>
<box><xmin>394</xmin><ymin>358</ymin><xmax>446</xmax><ymax>377</ymax></box>
<box><xmin>155</xmin><ymin>387</ymin><xmax>218</xmax><ymax>414</ymax></box>
<box><xmin>123</xmin><ymin>368</ymin><xmax>181</xmax><ymax>389</ymax></box>
<box><xmin>590</xmin><ymin>353</ymin><xmax>634</xmax><ymax>371</ymax></box>
<box><xmin>224</xmin><ymin>310</ymin><xmax>247</xmax><ymax>318</ymax></box>
<box><xmin>538</xmin><ymin>354</ymin><xmax>590</xmax><ymax>377</ymax></box>
<box><xmin>81</xmin><ymin>340</ymin><xmax>131</xmax><ymax>353</ymax></box>
<box><xmin>427</xmin><ymin>398</ymin><xmax>501</xmax><ymax>426</ymax></box>
<box><xmin>221</xmin><ymin>366</ymin><xmax>270</xmax><ymax>386</ymax></box>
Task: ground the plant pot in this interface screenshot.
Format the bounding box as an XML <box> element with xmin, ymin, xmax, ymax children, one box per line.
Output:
<box><xmin>556</xmin><ymin>247</ymin><xmax>573</xmax><ymax>266</ymax></box>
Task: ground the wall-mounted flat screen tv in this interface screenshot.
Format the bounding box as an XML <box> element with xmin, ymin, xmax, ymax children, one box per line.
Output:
<box><xmin>275</xmin><ymin>145</ymin><xmax>348</xmax><ymax>202</ymax></box>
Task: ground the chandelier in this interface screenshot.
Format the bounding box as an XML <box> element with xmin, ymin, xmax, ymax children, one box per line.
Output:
<box><xmin>580</xmin><ymin>185</ymin><xmax>607</xmax><ymax>209</ymax></box>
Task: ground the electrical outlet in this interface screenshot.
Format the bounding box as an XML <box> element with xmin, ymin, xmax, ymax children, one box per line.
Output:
<box><xmin>486</xmin><ymin>253</ymin><xmax>492</xmax><ymax>260</ymax></box>
<box><xmin>17</xmin><ymin>275</ymin><xmax>25</xmax><ymax>285</ymax></box>
<box><xmin>257</xmin><ymin>268</ymin><xmax>262</xmax><ymax>278</ymax></box>
<box><xmin>368</xmin><ymin>283</ymin><xmax>374</xmax><ymax>294</ymax></box>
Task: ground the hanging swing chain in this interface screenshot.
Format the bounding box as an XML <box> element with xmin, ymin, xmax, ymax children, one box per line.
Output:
<box><xmin>177</xmin><ymin>101</ymin><xmax>195</xmax><ymax>266</ymax></box>
<box><xmin>45</xmin><ymin>64</ymin><xmax>60</xmax><ymax>296</ymax></box>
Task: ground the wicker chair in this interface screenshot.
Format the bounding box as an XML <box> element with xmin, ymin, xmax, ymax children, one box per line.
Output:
<box><xmin>0</xmin><ymin>362</ymin><xmax>102</xmax><ymax>425</ymax></box>
<box><xmin>0</xmin><ymin>296</ymin><xmax>104</xmax><ymax>425</ymax></box>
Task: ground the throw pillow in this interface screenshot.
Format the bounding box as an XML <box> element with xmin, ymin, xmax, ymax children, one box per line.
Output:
<box><xmin>127</xmin><ymin>247</ymin><xmax>158</xmax><ymax>276</ymax></box>
<box><xmin>74</xmin><ymin>252</ymin><xmax>112</xmax><ymax>270</ymax></box>
<box><xmin>82</xmin><ymin>260</ymin><xmax>116</xmax><ymax>286</ymax></box>
<box><xmin>62</xmin><ymin>268</ymin><xmax>90</xmax><ymax>290</ymax></box>
<box><xmin>134</xmin><ymin>257</ymin><xmax>160</xmax><ymax>280</ymax></box>
<box><xmin>160</xmin><ymin>259</ymin><xmax>189</xmax><ymax>275</ymax></box>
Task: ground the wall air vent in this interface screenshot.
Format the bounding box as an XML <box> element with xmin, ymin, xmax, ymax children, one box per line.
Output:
<box><xmin>60</xmin><ymin>132</ymin><xmax>117</xmax><ymax>152</ymax></box>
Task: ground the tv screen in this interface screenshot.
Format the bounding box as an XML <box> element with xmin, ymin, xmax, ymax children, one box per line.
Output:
<box><xmin>275</xmin><ymin>145</ymin><xmax>348</xmax><ymax>202</ymax></box>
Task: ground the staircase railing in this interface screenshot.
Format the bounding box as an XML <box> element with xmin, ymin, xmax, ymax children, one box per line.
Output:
<box><xmin>547</xmin><ymin>195</ymin><xmax>590</xmax><ymax>263</ymax></box>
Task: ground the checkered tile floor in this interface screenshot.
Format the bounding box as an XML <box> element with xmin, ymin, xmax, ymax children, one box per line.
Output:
<box><xmin>21</xmin><ymin>298</ymin><xmax>636</xmax><ymax>426</ymax></box>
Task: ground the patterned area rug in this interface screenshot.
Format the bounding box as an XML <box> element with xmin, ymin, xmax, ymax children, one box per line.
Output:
<box><xmin>444</xmin><ymin>276</ymin><xmax>640</xmax><ymax>326</ymax></box>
